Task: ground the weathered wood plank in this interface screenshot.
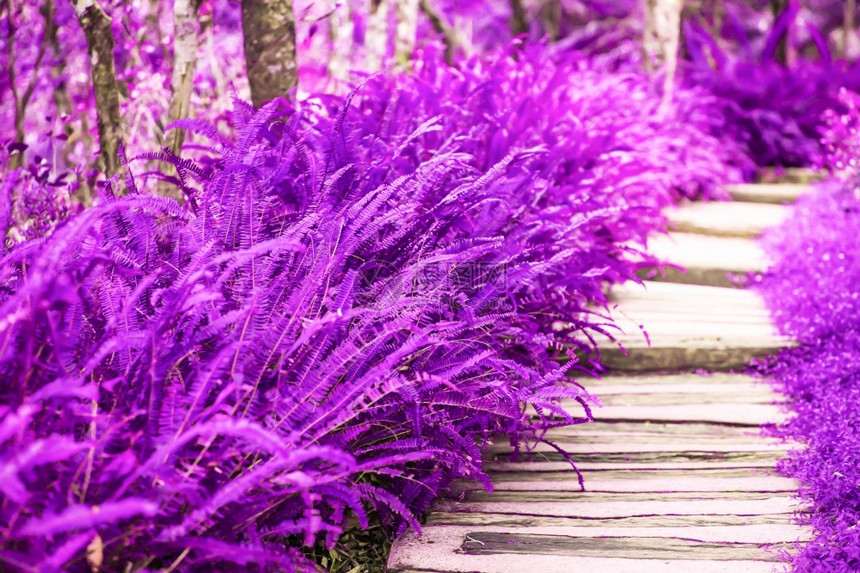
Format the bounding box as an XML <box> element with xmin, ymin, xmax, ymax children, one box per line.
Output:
<box><xmin>390</xmin><ymin>555</ymin><xmax>779</xmax><ymax>573</ymax></box>
<box><xmin>561</xmin><ymin>402</ymin><xmax>787</xmax><ymax>425</ymax></box>
<box><xmin>589</xmin><ymin>372</ymin><xmax>770</xmax><ymax>389</ymax></box>
<box><xmin>596</xmin><ymin>389</ymin><xmax>779</xmax><ymax>406</ymax></box>
<box><xmin>491</xmin><ymin>439</ymin><xmax>790</xmax><ymax>455</ymax></box>
<box><xmin>486</xmin><ymin>450</ymin><xmax>785</xmax><ymax>470</ymax></box>
<box><xmin>424</xmin><ymin>512</ymin><xmax>797</xmax><ymax>528</ymax></box>
<box><xmin>583</xmin><ymin>281</ymin><xmax>792</xmax><ymax>371</ymax></box>
<box><xmin>726</xmin><ymin>183</ymin><xmax>810</xmax><ymax>204</ymax></box>
<box><xmin>590</xmin><ymin>341</ymin><xmax>786</xmax><ymax>372</ymax></box>
<box><xmin>493</xmin><ymin>441</ymin><xmax>789</xmax><ymax>456</ymax></box>
<box><xmin>389</xmin><ymin>528</ymin><xmax>784</xmax><ymax>572</ymax></box>
<box><xmin>456</xmin><ymin>531</ymin><xmax>786</xmax><ymax>561</ymax></box>
<box><xmin>433</xmin><ymin>495</ymin><xmax>798</xmax><ymax>515</ymax></box>
<box><xmin>666</xmin><ymin>202</ymin><xmax>789</xmax><ymax>238</ymax></box>
<box><xmin>406</xmin><ymin>523</ymin><xmax>808</xmax><ymax>544</ymax></box>
<box><xmin>451</xmin><ymin>469</ymin><xmax>798</xmax><ymax>494</ymax></box>
<box><xmin>608</xmin><ymin>280</ymin><xmax>769</xmax><ymax>304</ymax></box>
<box><xmin>448</xmin><ymin>491</ymin><xmax>793</xmax><ymax>503</ymax></box>
<box><xmin>636</xmin><ymin>233</ymin><xmax>769</xmax><ymax>288</ymax></box>
<box><xmin>757</xmin><ymin>167</ymin><xmax>823</xmax><ymax>185</ymax></box>
<box><xmin>542</xmin><ymin>420</ymin><xmax>771</xmax><ymax>438</ymax></box>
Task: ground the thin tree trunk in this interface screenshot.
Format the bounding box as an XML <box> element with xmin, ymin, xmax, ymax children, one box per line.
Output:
<box><xmin>164</xmin><ymin>0</ymin><xmax>201</xmax><ymax>155</ymax></box>
<box><xmin>327</xmin><ymin>0</ymin><xmax>353</xmax><ymax>83</ymax></box>
<box><xmin>394</xmin><ymin>0</ymin><xmax>419</xmax><ymax>67</ymax></box>
<box><xmin>72</xmin><ymin>0</ymin><xmax>123</xmax><ymax>178</ymax></box>
<box><xmin>641</xmin><ymin>0</ymin><xmax>683</xmax><ymax>108</ymax></box>
<box><xmin>509</xmin><ymin>0</ymin><xmax>528</xmax><ymax>36</ymax></box>
<box><xmin>769</xmin><ymin>0</ymin><xmax>789</xmax><ymax>64</ymax></box>
<box><xmin>419</xmin><ymin>0</ymin><xmax>456</xmax><ymax>63</ymax></box>
<box><xmin>844</xmin><ymin>0</ymin><xmax>856</xmax><ymax>59</ymax></box>
<box><xmin>5</xmin><ymin>0</ymin><xmax>53</xmax><ymax>168</ymax></box>
<box><xmin>713</xmin><ymin>0</ymin><xmax>724</xmax><ymax>32</ymax></box>
<box><xmin>242</xmin><ymin>0</ymin><xmax>297</xmax><ymax>107</ymax></box>
<box><xmin>157</xmin><ymin>0</ymin><xmax>202</xmax><ymax>200</ymax></box>
<box><xmin>540</xmin><ymin>0</ymin><xmax>561</xmax><ymax>41</ymax></box>
<box><xmin>365</xmin><ymin>0</ymin><xmax>388</xmax><ymax>72</ymax></box>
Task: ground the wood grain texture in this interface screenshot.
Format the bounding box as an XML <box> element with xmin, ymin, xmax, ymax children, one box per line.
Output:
<box><xmin>450</xmin><ymin>472</ymin><xmax>798</xmax><ymax>494</ymax></box>
<box><xmin>456</xmin><ymin>531</ymin><xmax>786</xmax><ymax>561</ymax></box>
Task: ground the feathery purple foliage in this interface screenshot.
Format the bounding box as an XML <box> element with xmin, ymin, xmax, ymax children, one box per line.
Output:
<box><xmin>682</xmin><ymin>5</ymin><xmax>860</xmax><ymax>171</ymax></box>
<box><xmin>0</xmin><ymin>42</ymin><xmax>745</xmax><ymax>569</ymax></box>
<box><xmin>754</xmin><ymin>180</ymin><xmax>860</xmax><ymax>570</ymax></box>
<box><xmin>754</xmin><ymin>94</ymin><xmax>860</xmax><ymax>568</ymax></box>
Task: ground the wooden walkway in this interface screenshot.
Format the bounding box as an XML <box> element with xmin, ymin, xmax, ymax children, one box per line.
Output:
<box><xmin>387</xmin><ymin>182</ymin><xmax>809</xmax><ymax>572</ymax></box>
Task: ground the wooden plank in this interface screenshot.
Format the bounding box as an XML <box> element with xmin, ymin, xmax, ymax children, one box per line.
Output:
<box><xmin>584</xmin><ymin>403</ymin><xmax>787</xmax><ymax>425</ymax></box>
<box><xmin>435</xmin><ymin>494</ymin><xmax>798</xmax><ymax>513</ymax></box>
<box><xmin>390</xmin><ymin>554</ymin><xmax>780</xmax><ymax>573</ymax></box>
<box><xmin>593</xmin><ymin>385</ymin><xmax>773</xmax><ymax>398</ymax></box>
<box><xmin>638</xmin><ymin>266</ymin><xmax>748</xmax><ymax>288</ymax></box>
<box><xmin>595</xmin><ymin>390</ymin><xmax>779</xmax><ymax>406</ymax></box>
<box><xmin>490</xmin><ymin>439</ymin><xmax>791</xmax><ymax>455</ymax></box>
<box><xmin>588</xmin><ymin>372</ymin><xmax>768</xmax><ymax>387</ymax></box>
<box><xmin>538</xmin><ymin>421</ymin><xmax>783</xmax><ymax>440</ymax></box>
<box><xmin>468</xmin><ymin>478</ymin><xmax>797</xmax><ymax>494</ymax></box>
<box><xmin>598</xmin><ymin>304</ymin><xmax>774</xmax><ymax>320</ymax></box>
<box><xmin>449</xmin><ymin>491</ymin><xmax>793</xmax><ymax>503</ymax></box>
<box><xmin>486</xmin><ymin>450</ymin><xmax>786</xmax><ymax>470</ymax></box>
<box><xmin>726</xmin><ymin>183</ymin><xmax>810</xmax><ymax>204</ymax></box>
<box><xmin>757</xmin><ymin>167</ymin><xmax>823</xmax><ymax>185</ymax></box>
<box><xmin>608</xmin><ymin>280</ymin><xmax>769</xmax><ymax>304</ymax></box>
<box><xmin>456</xmin><ymin>531</ymin><xmax>786</xmax><ymax>561</ymax></box>
<box><xmin>407</xmin><ymin>523</ymin><xmax>807</xmax><ymax>544</ymax></box>
<box><xmin>451</xmin><ymin>469</ymin><xmax>797</xmax><ymax>494</ymax></box>
<box><xmin>389</xmin><ymin>527</ymin><xmax>793</xmax><ymax>572</ymax></box>
<box><xmin>666</xmin><ymin>202</ymin><xmax>789</xmax><ymax>238</ymax></box>
<box><xmin>636</xmin><ymin>233</ymin><xmax>769</xmax><ymax>288</ymax></box>
<box><xmin>583</xmin><ymin>281</ymin><xmax>792</xmax><ymax>370</ymax></box>
<box><xmin>588</xmin><ymin>343</ymin><xmax>786</xmax><ymax>372</ymax></box>
<box><xmin>424</xmin><ymin>512</ymin><xmax>798</xmax><ymax>528</ymax></box>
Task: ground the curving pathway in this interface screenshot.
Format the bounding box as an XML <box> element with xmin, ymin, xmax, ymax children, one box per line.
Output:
<box><xmin>387</xmin><ymin>182</ymin><xmax>809</xmax><ymax>573</ymax></box>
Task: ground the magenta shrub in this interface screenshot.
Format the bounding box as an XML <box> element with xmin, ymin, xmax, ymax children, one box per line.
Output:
<box><xmin>755</xmin><ymin>93</ymin><xmax>860</xmax><ymax>568</ymax></box>
<box><xmin>0</xmin><ymin>41</ymin><xmax>739</xmax><ymax>570</ymax></box>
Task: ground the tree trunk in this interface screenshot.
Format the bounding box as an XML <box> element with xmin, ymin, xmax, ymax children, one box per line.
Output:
<box><xmin>713</xmin><ymin>0</ymin><xmax>724</xmax><ymax>32</ymax></box>
<box><xmin>327</xmin><ymin>0</ymin><xmax>353</xmax><ymax>83</ymax></box>
<box><xmin>509</xmin><ymin>0</ymin><xmax>528</xmax><ymax>36</ymax></box>
<box><xmin>419</xmin><ymin>0</ymin><xmax>456</xmax><ymax>63</ymax></box>
<box><xmin>769</xmin><ymin>0</ymin><xmax>789</xmax><ymax>65</ymax></box>
<box><xmin>164</xmin><ymin>0</ymin><xmax>201</xmax><ymax>155</ymax></box>
<box><xmin>365</xmin><ymin>0</ymin><xmax>389</xmax><ymax>72</ymax></box>
<box><xmin>72</xmin><ymin>0</ymin><xmax>123</xmax><ymax>178</ymax></box>
<box><xmin>642</xmin><ymin>0</ymin><xmax>683</xmax><ymax>107</ymax></box>
<box><xmin>844</xmin><ymin>0</ymin><xmax>856</xmax><ymax>59</ymax></box>
<box><xmin>394</xmin><ymin>0</ymin><xmax>419</xmax><ymax>67</ymax></box>
<box><xmin>156</xmin><ymin>0</ymin><xmax>202</xmax><ymax>200</ymax></box>
<box><xmin>241</xmin><ymin>0</ymin><xmax>297</xmax><ymax>107</ymax></box>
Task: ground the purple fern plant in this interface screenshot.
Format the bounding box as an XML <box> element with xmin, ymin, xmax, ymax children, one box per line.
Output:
<box><xmin>1</xmin><ymin>43</ymin><xmax>739</xmax><ymax>571</ymax></box>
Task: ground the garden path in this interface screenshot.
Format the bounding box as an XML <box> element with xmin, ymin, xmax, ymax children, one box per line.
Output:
<box><xmin>386</xmin><ymin>181</ymin><xmax>810</xmax><ymax>573</ymax></box>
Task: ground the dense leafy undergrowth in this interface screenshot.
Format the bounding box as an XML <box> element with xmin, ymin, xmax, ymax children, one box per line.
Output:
<box><xmin>754</xmin><ymin>178</ymin><xmax>860</xmax><ymax>569</ymax></box>
<box><xmin>682</xmin><ymin>5</ymin><xmax>860</xmax><ymax>173</ymax></box>
<box><xmin>0</xmin><ymin>46</ymin><xmax>736</xmax><ymax>571</ymax></box>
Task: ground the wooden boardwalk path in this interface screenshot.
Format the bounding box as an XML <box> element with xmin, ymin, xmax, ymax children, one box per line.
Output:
<box><xmin>387</xmin><ymin>183</ymin><xmax>809</xmax><ymax>572</ymax></box>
